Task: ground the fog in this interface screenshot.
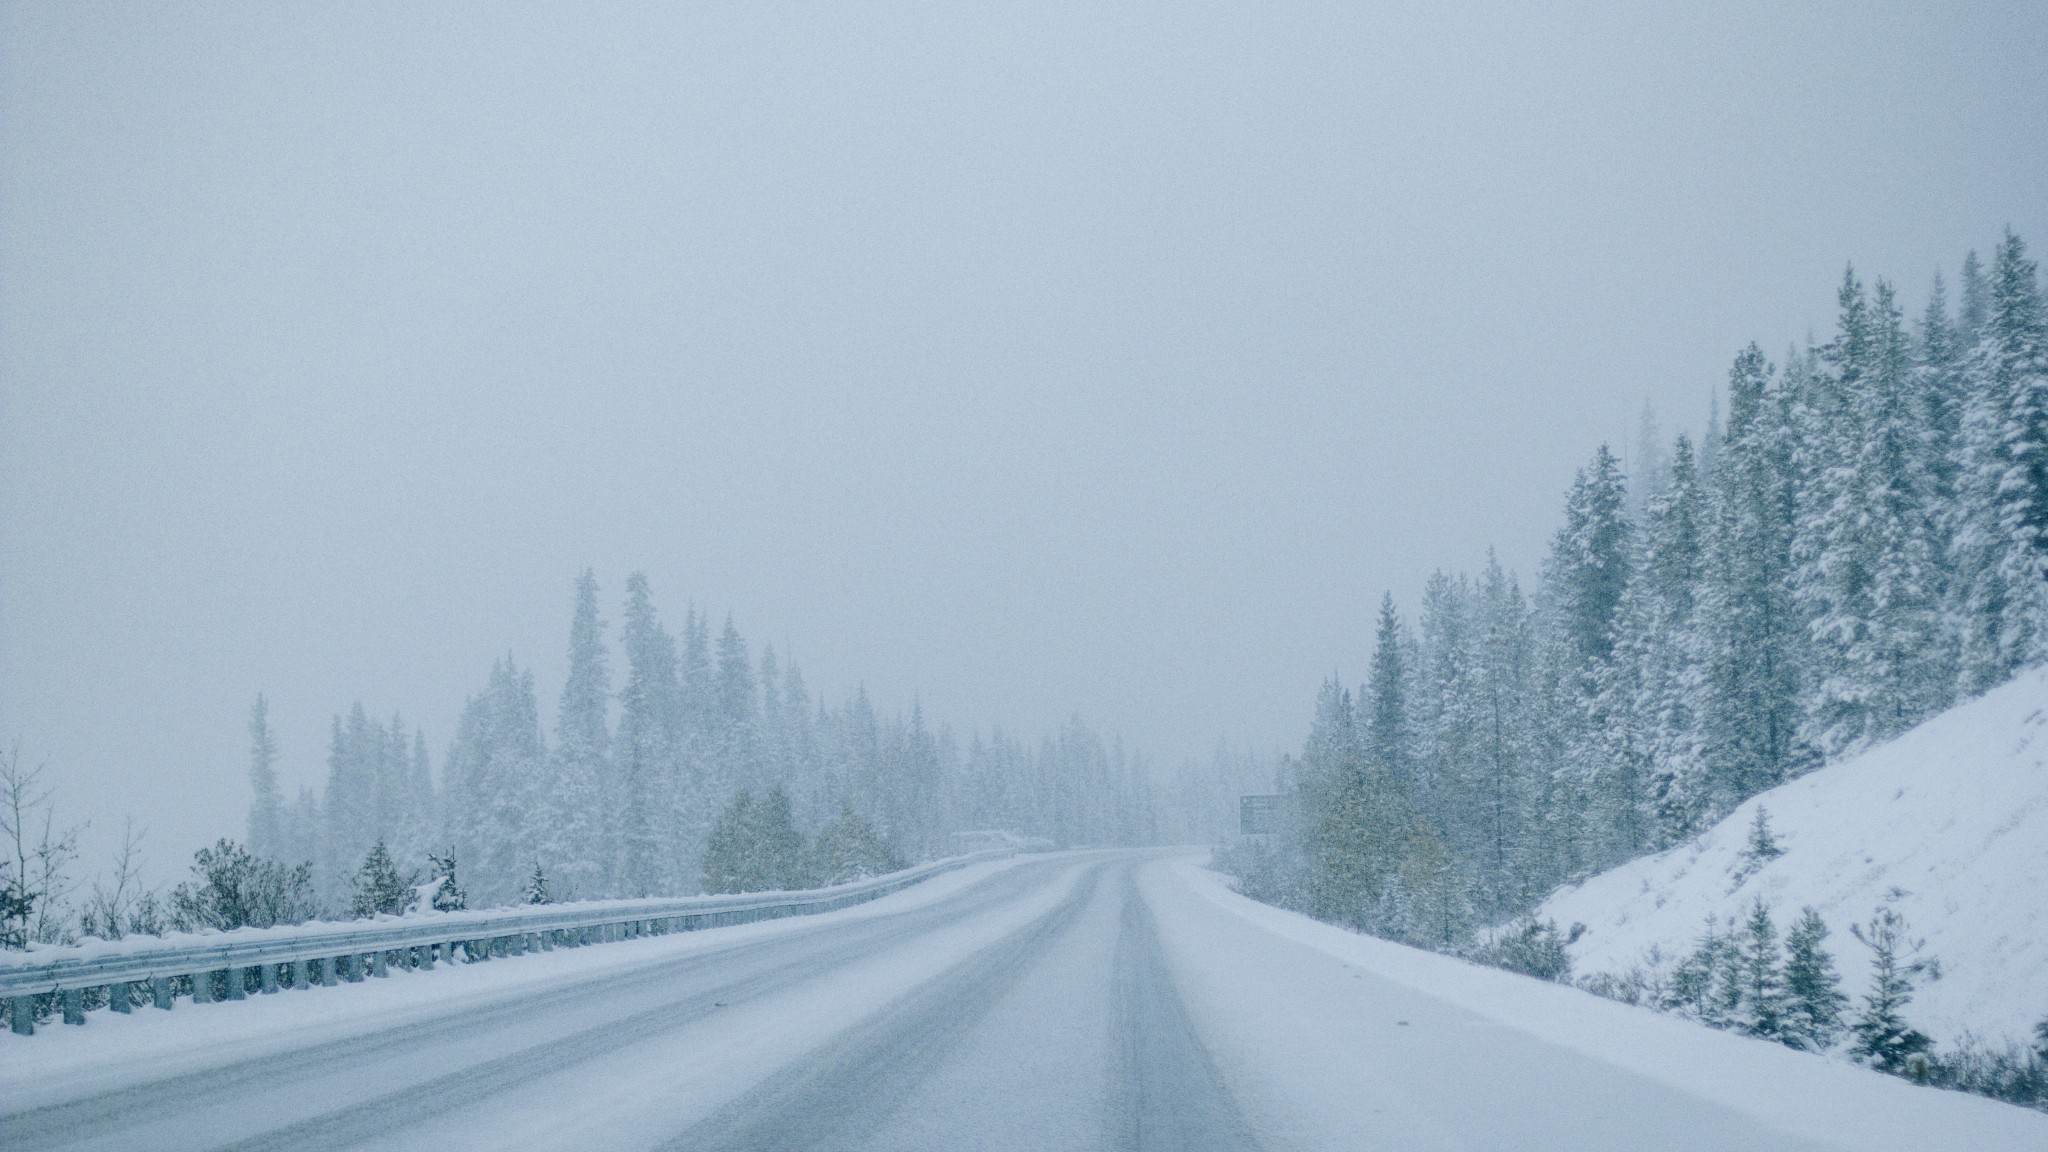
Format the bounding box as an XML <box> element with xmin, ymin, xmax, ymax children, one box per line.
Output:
<box><xmin>4</xmin><ymin>1</ymin><xmax>2044</xmax><ymax>878</ymax></box>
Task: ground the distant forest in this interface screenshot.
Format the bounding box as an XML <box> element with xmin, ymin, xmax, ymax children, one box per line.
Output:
<box><xmin>242</xmin><ymin>572</ymin><xmax>1258</xmax><ymax>912</ymax></box>
<box><xmin>1231</xmin><ymin>231</ymin><xmax>2048</xmax><ymax>944</ymax></box>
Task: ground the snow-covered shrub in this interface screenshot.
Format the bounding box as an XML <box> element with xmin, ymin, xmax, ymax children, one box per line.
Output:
<box><xmin>1469</xmin><ymin>919</ymin><xmax>1580</xmax><ymax>982</ymax></box>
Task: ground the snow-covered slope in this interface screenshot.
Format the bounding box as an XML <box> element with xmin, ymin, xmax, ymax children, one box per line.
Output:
<box><xmin>1539</xmin><ymin>665</ymin><xmax>2048</xmax><ymax>1048</ymax></box>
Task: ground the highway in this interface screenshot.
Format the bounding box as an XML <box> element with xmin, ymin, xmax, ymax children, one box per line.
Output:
<box><xmin>2</xmin><ymin>852</ymin><xmax>2039</xmax><ymax>1151</ymax></box>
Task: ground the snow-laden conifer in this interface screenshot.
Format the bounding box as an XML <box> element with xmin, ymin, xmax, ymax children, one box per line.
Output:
<box><xmin>246</xmin><ymin>695</ymin><xmax>283</xmax><ymax>862</ymax></box>
<box><xmin>1953</xmin><ymin>232</ymin><xmax>2048</xmax><ymax>692</ymax></box>
<box><xmin>1736</xmin><ymin>901</ymin><xmax>1790</xmax><ymax>1042</ymax></box>
<box><xmin>1782</xmin><ymin>907</ymin><xmax>1847</xmax><ymax>1051</ymax></box>
<box><xmin>1849</xmin><ymin>905</ymin><xmax>1938</xmax><ymax>1074</ymax></box>
<box><xmin>1700</xmin><ymin>344</ymin><xmax>1809</xmax><ymax>814</ymax></box>
<box><xmin>551</xmin><ymin>569</ymin><xmax>612</xmax><ymax>899</ymax></box>
<box><xmin>347</xmin><ymin>839</ymin><xmax>416</xmax><ymax>919</ymax></box>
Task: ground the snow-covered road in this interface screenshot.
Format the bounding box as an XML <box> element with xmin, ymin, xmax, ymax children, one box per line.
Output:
<box><xmin>4</xmin><ymin>852</ymin><xmax>2043</xmax><ymax>1151</ymax></box>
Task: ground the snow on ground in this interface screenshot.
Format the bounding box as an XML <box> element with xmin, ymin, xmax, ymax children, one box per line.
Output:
<box><xmin>0</xmin><ymin>855</ymin><xmax>1032</xmax><ymax>1110</ymax></box>
<box><xmin>1539</xmin><ymin>664</ymin><xmax>2048</xmax><ymax>1048</ymax></box>
<box><xmin>1170</xmin><ymin>856</ymin><xmax>2048</xmax><ymax>1151</ymax></box>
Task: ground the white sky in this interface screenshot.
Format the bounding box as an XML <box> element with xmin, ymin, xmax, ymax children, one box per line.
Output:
<box><xmin>4</xmin><ymin>1</ymin><xmax>2045</xmax><ymax>879</ymax></box>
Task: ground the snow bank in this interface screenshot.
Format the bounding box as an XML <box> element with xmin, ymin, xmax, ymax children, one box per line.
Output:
<box><xmin>1168</xmin><ymin>856</ymin><xmax>2048</xmax><ymax>1151</ymax></box>
<box><xmin>1539</xmin><ymin>664</ymin><xmax>2048</xmax><ymax>1047</ymax></box>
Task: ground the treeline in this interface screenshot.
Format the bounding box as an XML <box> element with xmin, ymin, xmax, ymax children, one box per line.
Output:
<box><xmin>249</xmin><ymin>571</ymin><xmax>1161</xmax><ymax>911</ymax></box>
<box><xmin>1229</xmin><ymin>231</ymin><xmax>2048</xmax><ymax>944</ymax></box>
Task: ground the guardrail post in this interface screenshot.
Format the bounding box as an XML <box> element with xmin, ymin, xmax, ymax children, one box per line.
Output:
<box><xmin>191</xmin><ymin>972</ymin><xmax>213</xmax><ymax>1003</ymax></box>
<box><xmin>371</xmin><ymin>950</ymin><xmax>389</xmax><ymax>977</ymax></box>
<box><xmin>291</xmin><ymin>959</ymin><xmax>310</xmax><ymax>989</ymax></box>
<box><xmin>62</xmin><ymin>988</ymin><xmax>85</xmax><ymax>1025</ymax></box>
<box><xmin>319</xmin><ymin>957</ymin><xmax>338</xmax><ymax>987</ymax></box>
<box><xmin>225</xmin><ymin>968</ymin><xmax>247</xmax><ymax>1000</ymax></box>
<box><xmin>152</xmin><ymin>976</ymin><xmax>173</xmax><ymax>1009</ymax></box>
<box><xmin>260</xmin><ymin>963</ymin><xmax>278</xmax><ymax>993</ymax></box>
<box><xmin>109</xmin><ymin>981</ymin><xmax>132</xmax><ymax>1013</ymax></box>
<box><xmin>9</xmin><ymin>995</ymin><xmax>32</xmax><ymax>1035</ymax></box>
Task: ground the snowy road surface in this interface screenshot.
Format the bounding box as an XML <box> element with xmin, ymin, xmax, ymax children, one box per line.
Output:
<box><xmin>4</xmin><ymin>852</ymin><xmax>2043</xmax><ymax>1151</ymax></box>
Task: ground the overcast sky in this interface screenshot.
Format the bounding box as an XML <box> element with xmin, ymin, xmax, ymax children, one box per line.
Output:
<box><xmin>4</xmin><ymin>2</ymin><xmax>2045</xmax><ymax>878</ymax></box>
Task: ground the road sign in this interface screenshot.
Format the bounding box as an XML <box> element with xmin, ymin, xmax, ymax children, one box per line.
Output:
<box><xmin>1240</xmin><ymin>793</ymin><xmax>1290</xmax><ymax>836</ymax></box>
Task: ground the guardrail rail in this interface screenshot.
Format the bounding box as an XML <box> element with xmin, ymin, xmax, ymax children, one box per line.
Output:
<box><xmin>0</xmin><ymin>849</ymin><xmax>1014</xmax><ymax>1036</ymax></box>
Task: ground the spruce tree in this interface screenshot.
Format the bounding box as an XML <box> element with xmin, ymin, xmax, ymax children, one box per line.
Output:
<box><xmin>1550</xmin><ymin>445</ymin><xmax>1633</xmax><ymax>674</ymax></box>
<box><xmin>444</xmin><ymin>656</ymin><xmax>546</xmax><ymax>906</ymax></box>
<box><xmin>810</xmin><ymin>802</ymin><xmax>906</xmax><ymax>884</ymax></box>
<box><xmin>1849</xmin><ymin>906</ymin><xmax>1937</xmax><ymax>1074</ymax></box>
<box><xmin>1737</xmin><ymin>901</ymin><xmax>1789</xmax><ymax>1042</ymax></box>
<box><xmin>246</xmin><ymin>695</ymin><xmax>283</xmax><ymax>861</ymax></box>
<box><xmin>1954</xmin><ymin>231</ymin><xmax>2048</xmax><ymax>691</ymax></box>
<box><xmin>425</xmin><ymin>850</ymin><xmax>465</xmax><ymax>911</ymax></box>
<box><xmin>1547</xmin><ymin>445</ymin><xmax>1636</xmax><ymax>866</ymax></box>
<box><xmin>1617</xmin><ymin>435</ymin><xmax>1710</xmax><ymax>848</ymax></box>
<box><xmin>1701</xmin><ymin>345</ymin><xmax>1808</xmax><ymax>813</ymax></box>
<box><xmin>1364</xmin><ymin>593</ymin><xmax>1412</xmax><ymax>792</ymax></box>
<box><xmin>615</xmin><ymin>574</ymin><xmax>681</xmax><ymax>897</ymax></box>
<box><xmin>1664</xmin><ymin>917</ymin><xmax>1726</xmax><ymax>1020</ymax></box>
<box><xmin>753</xmin><ymin>785</ymin><xmax>809</xmax><ymax>891</ymax></box>
<box><xmin>524</xmin><ymin>863</ymin><xmax>550</xmax><ymax>905</ymax></box>
<box><xmin>713</xmin><ymin>616</ymin><xmax>761</xmax><ymax>800</ymax></box>
<box><xmin>1916</xmin><ymin>271</ymin><xmax>1966</xmax><ymax>555</ymax></box>
<box><xmin>1471</xmin><ymin>555</ymin><xmax>1534</xmax><ymax>912</ymax></box>
<box><xmin>1959</xmin><ymin>249</ymin><xmax>1991</xmax><ymax>347</ymax></box>
<box><xmin>1783</xmin><ymin>907</ymin><xmax>1847</xmax><ymax>1051</ymax></box>
<box><xmin>1792</xmin><ymin>270</ymin><xmax>1882</xmax><ymax>756</ymax></box>
<box><xmin>1414</xmin><ymin>571</ymin><xmax>1475</xmax><ymax>853</ymax></box>
<box><xmin>701</xmin><ymin>788</ymin><xmax>756</xmax><ymax>894</ymax></box>
<box><xmin>1737</xmin><ymin>805</ymin><xmax>1785</xmax><ymax>873</ymax></box>
<box><xmin>347</xmin><ymin>840</ymin><xmax>416</xmax><ymax>919</ymax></box>
<box><xmin>552</xmin><ymin>569</ymin><xmax>612</xmax><ymax>898</ymax></box>
<box><xmin>1299</xmin><ymin>679</ymin><xmax>1379</xmax><ymax>927</ymax></box>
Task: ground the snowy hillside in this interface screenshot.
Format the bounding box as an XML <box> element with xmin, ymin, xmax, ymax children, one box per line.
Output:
<box><xmin>1539</xmin><ymin>664</ymin><xmax>2048</xmax><ymax>1049</ymax></box>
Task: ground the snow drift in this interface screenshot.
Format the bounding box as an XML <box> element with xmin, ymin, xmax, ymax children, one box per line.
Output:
<box><xmin>1538</xmin><ymin>664</ymin><xmax>2048</xmax><ymax>1048</ymax></box>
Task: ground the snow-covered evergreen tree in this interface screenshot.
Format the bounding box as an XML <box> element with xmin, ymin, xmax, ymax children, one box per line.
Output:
<box><xmin>713</xmin><ymin>616</ymin><xmax>761</xmax><ymax>800</ymax></box>
<box><xmin>1783</xmin><ymin>907</ymin><xmax>1847</xmax><ymax>1051</ymax></box>
<box><xmin>551</xmin><ymin>569</ymin><xmax>611</xmax><ymax>899</ymax></box>
<box><xmin>246</xmin><ymin>694</ymin><xmax>283</xmax><ymax>861</ymax></box>
<box><xmin>1700</xmin><ymin>344</ymin><xmax>1810</xmax><ymax>815</ymax></box>
<box><xmin>425</xmin><ymin>850</ymin><xmax>465</xmax><ymax>911</ymax></box>
<box><xmin>1849</xmin><ymin>905</ymin><xmax>1938</xmax><ymax>1074</ymax></box>
<box><xmin>443</xmin><ymin>656</ymin><xmax>546</xmax><ymax>906</ymax></box>
<box><xmin>1548</xmin><ymin>445</ymin><xmax>1635</xmax><ymax>867</ymax></box>
<box><xmin>1469</xmin><ymin>557</ymin><xmax>1535</xmax><ymax>911</ymax></box>
<box><xmin>1796</xmin><ymin>275</ymin><xmax>1948</xmax><ymax>755</ymax></box>
<box><xmin>701</xmin><ymin>785</ymin><xmax>807</xmax><ymax>893</ymax></box>
<box><xmin>810</xmin><ymin>801</ymin><xmax>906</xmax><ymax>884</ymax></box>
<box><xmin>1736</xmin><ymin>901</ymin><xmax>1789</xmax><ymax>1042</ymax></box>
<box><xmin>347</xmin><ymin>839</ymin><xmax>416</xmax><ymax>919</ymax></box>
<box><xmin>1611</xmin><ymin>435</ymin><xmax>1710</xmax><ymax>847</ymax></box>
<box><xmin>1953</xmin><ymin>231</ymin><xmax>2048</xmax><ymax>692</ymax></box>
<box><xmin>615</xmin><ymin>573</ymin><xmax>682</xmax><ymax>897</ymax></box>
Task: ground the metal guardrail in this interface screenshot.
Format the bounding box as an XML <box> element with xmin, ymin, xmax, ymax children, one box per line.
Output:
<box><xmin>1</xmin><ymin>849</ymin><xmax>1013</xmax><ymax>1035</ymax></box>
